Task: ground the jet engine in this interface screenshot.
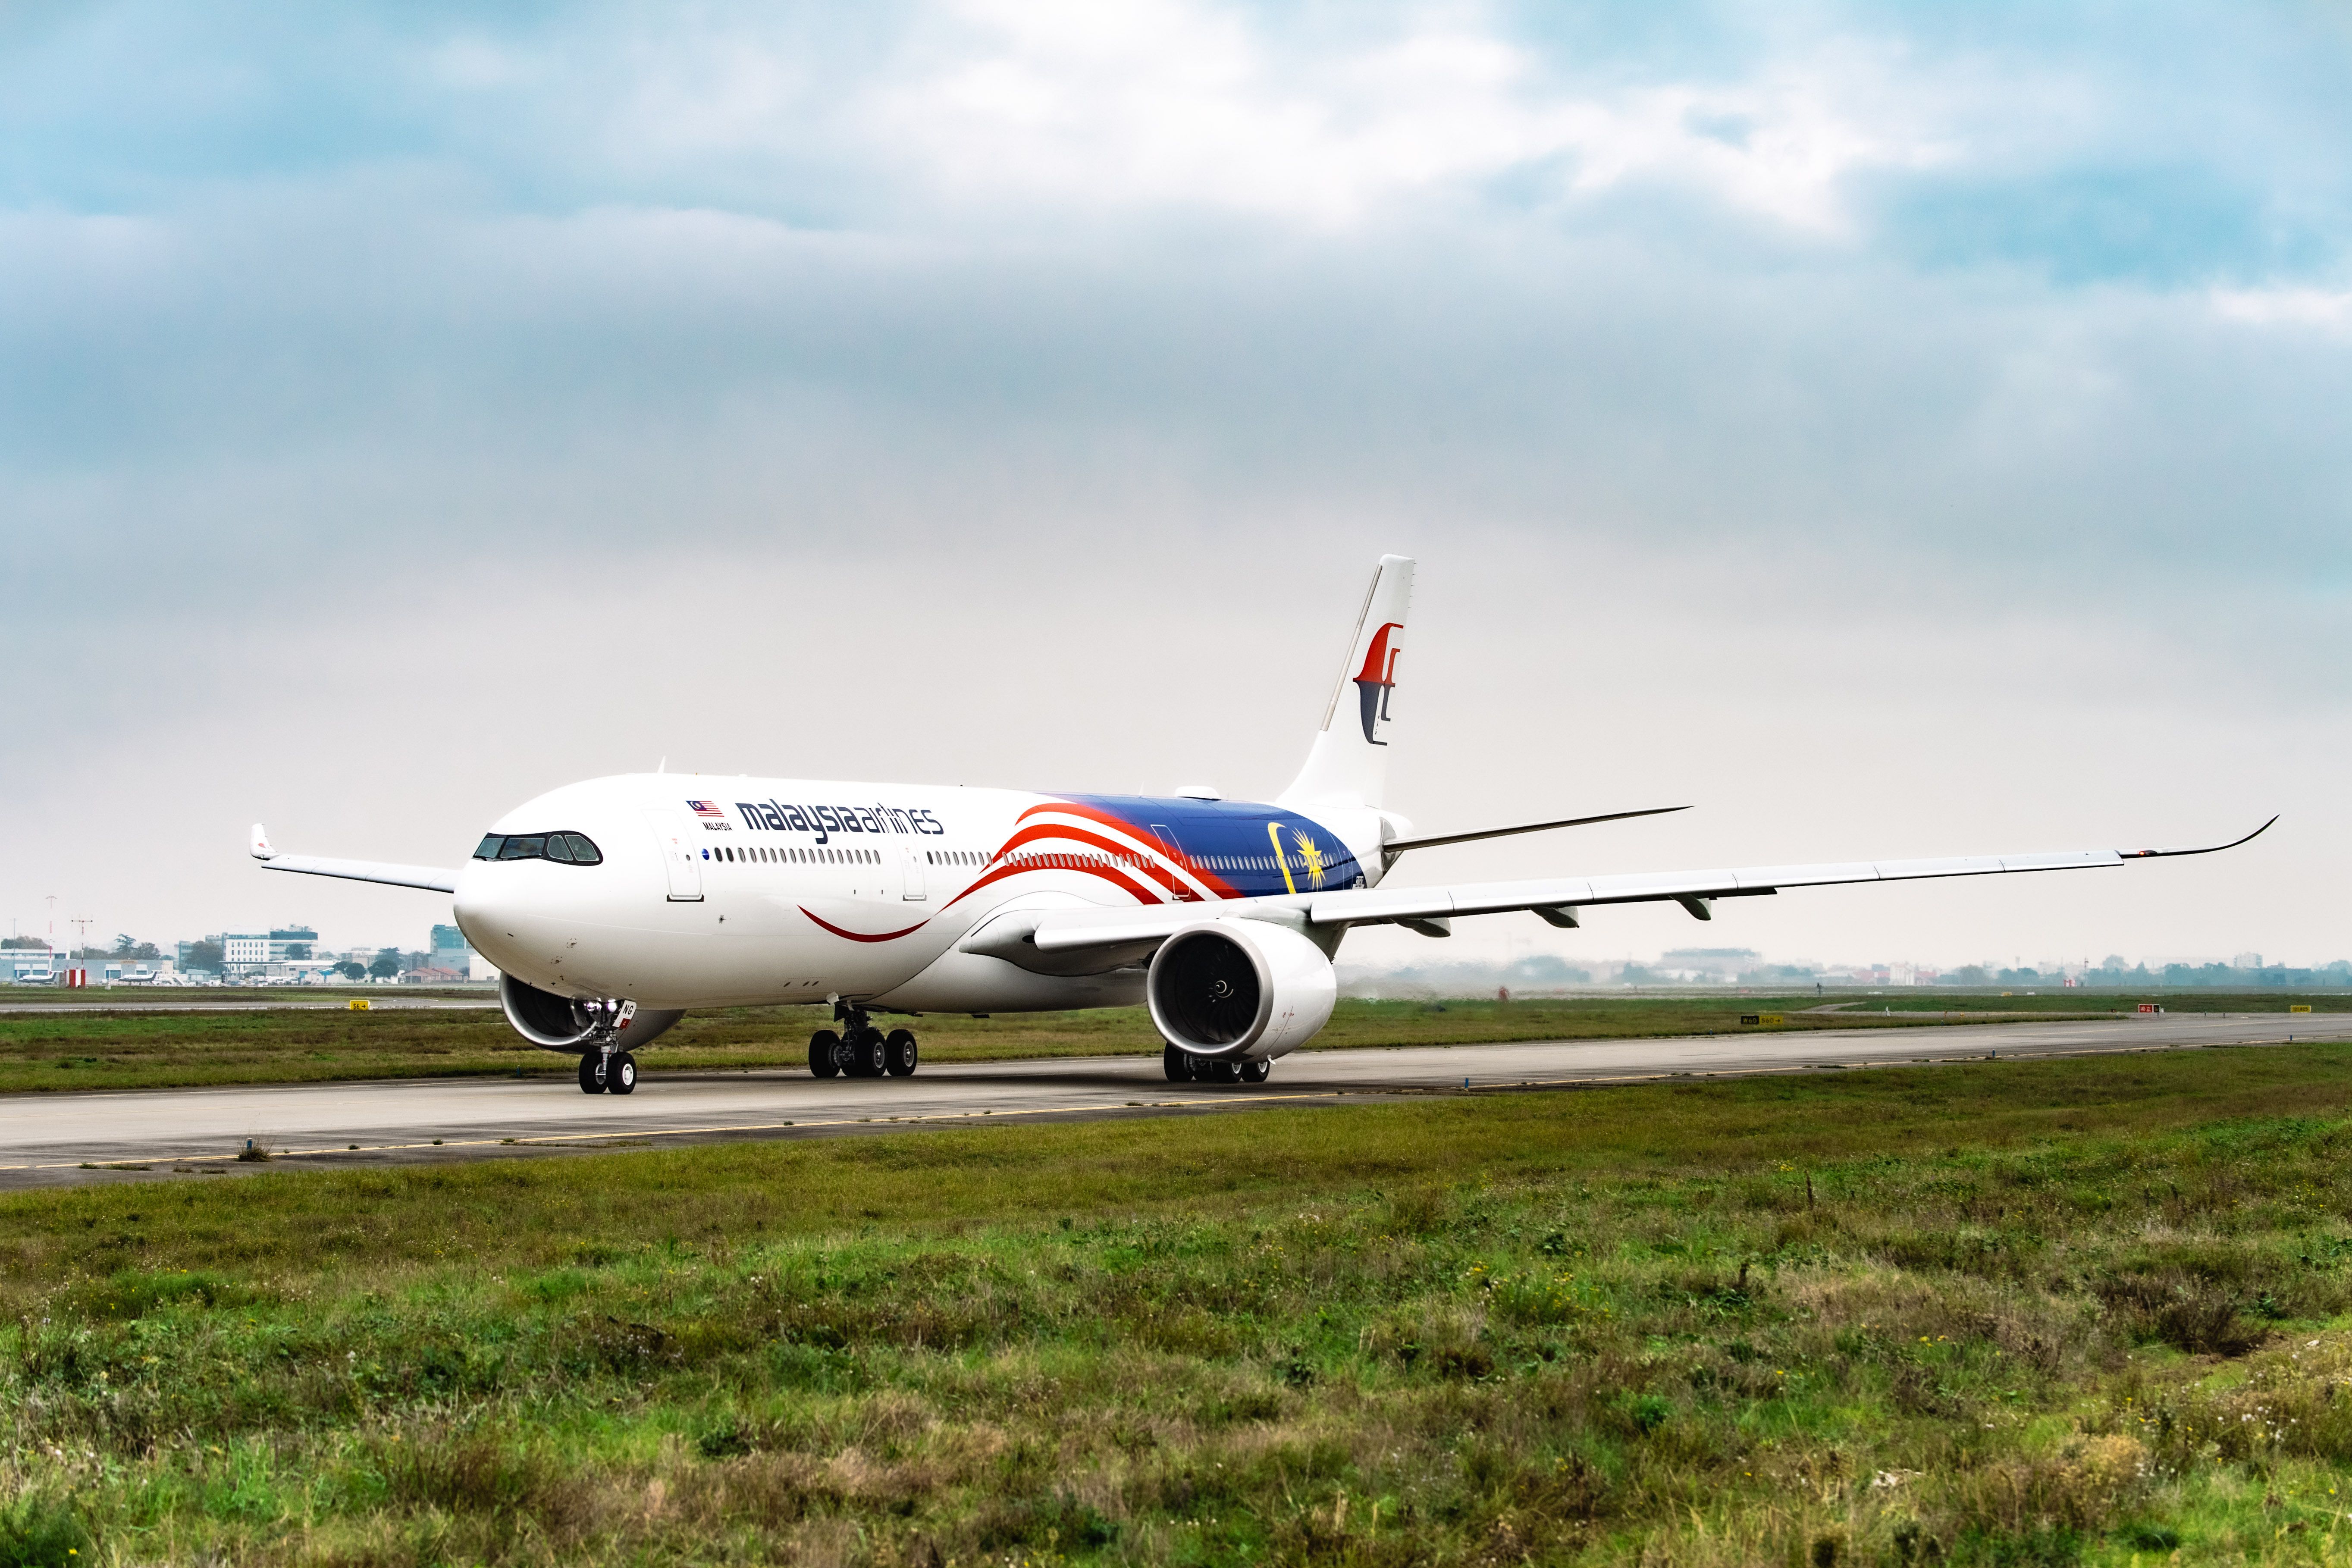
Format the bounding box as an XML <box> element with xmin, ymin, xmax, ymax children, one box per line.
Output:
<box><xmin>1146</xmin><ymin>919</ymin><xmax>1337</xmax><ymax>1060</ymax></box>
<box><xmin>499</xmin><ymin>973</ymin><xmax>684</xmax><ymax>1054</ymax></box>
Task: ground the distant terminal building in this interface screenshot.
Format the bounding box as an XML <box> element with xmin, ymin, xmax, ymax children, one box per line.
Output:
<box><xmin>1656</xmin><ymin>947</ymin><xmax>1761</xmax><ymax>982</ymax></box>
<box><xmin>430</xmin><ymin>922</ymin><xmax>497</xmax><ymax>982</ymax></box>
<box><xmin>201</xmin><ymin>927</ymin><xmax>322</xmax><ymax>977</ymax></box>
<box><xmin>270</xmin><ymin>928</ymin><xmax>320</xmax><ymax>960</ymax></box>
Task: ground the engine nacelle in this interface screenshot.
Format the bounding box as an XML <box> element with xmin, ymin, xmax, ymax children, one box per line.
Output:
<box><xmin>499</xmin><ymin>973</ymin><xmax>684</xmax><ymax>1055</ymax></box>
<box><xmin>1146</xmin><ymin>919</ymin><xmax>1337</xmax><ymax>1061</ymax></box>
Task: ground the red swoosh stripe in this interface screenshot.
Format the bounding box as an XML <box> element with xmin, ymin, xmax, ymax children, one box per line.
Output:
<box><xmin>1013</xmin><ymin>800</ymin><xmax>1241</xmax><ymax>900</ymax></box>
<box><xmin>799</xmin><ymin>907</ymin><xmax>931</xmax><ymax>943</ymax></box>
<box><xmin>941</xmin><ymin>823</ymin><xmax>1174</xmax><ymax>911</ymax></box>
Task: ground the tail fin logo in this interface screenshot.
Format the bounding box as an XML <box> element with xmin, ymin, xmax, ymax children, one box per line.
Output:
<box><xmin>1353</xmin><ymin>622</ymin><xmax>1402</xmax><ymax>745</ymax></box>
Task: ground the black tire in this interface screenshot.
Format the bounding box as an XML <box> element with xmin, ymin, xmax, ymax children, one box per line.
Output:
<box><xmin>1239</xmin><ymin>1059</ymin><xmax>1269</xmax><ymax>1084</ymax></box>
<box><xmin>885</xmin><ymin>1029</ymin><xmax>919</xmax><ymax>1076</ymax></box>
<box><xmin>1208</xmin><ymin>1060</ymin><xmax>1241</xmax><ymax>1084</ymax></box>
<box><xmin>608</xmin><ymin>1053</ymin><xmax>637</xmax><ymax>1094</ymax></box>
<box><xmin>578</xmin><ymin>1053</ymin><xmax>604</xmax><ymax>1094</ymax></box>
<box><xmin>853</xmin><ymin>1028</ymin><xmax>889</xmax><ymax>1078</ymax></box>
<box><xmin>1163</xmin><ymin>1042</ymin><xmax>1194</xmax><ymax>1082</ymax></box>
<box><xmin>809</xmin><ymin>1030</ymin><xmax>841</xmax><ymax>1079</ymax></box>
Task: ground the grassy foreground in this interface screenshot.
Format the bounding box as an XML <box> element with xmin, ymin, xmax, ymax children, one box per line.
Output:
<box><xmin>3</xmin><ymin>991</ymin><xmax>2343</xmax><ymax>1094</ymax></box>
<box><xmin>5</xmin><ymin>1044</ymin><xmax>2352</xmax><ymax>1564</ymax></box>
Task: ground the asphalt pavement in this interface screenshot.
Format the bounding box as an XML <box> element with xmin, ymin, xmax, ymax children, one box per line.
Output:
<box><xmin>1</xmin><ymin>1011</ymin><xmax>2337</xmax><ymax>1188</ymax></box>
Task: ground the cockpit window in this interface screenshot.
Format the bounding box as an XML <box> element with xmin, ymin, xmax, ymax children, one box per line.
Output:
<box><xmin>473</xmin><ymin>831</ymin><xmax>601</xmax><ymax>865</ymax></box>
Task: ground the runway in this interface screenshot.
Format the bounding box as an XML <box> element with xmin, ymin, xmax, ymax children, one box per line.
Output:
<box><xmin>1</xmin><ymin>1011</ymin><xmax>2338</xmax><ymax>1188</ymax></box>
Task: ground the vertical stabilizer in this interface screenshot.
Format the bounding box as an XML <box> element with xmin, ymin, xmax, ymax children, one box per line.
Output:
<box><xmin>1277</xmin><ymin>555</ymin><xmax>1414</xmax><ymax>810</ymax></box>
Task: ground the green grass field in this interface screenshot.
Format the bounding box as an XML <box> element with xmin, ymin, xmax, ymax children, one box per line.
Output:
<box><xmin>3</xmin><ymin>1041</ymin><xmax>2351</xmax><ymax>1564</ymax></box>
<box><xmin>1</xmin><ymin>990</ymin><xmax>2343</xmax><ymax>1095</ymax></box>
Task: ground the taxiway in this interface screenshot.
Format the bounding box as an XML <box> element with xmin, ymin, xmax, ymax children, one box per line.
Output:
<box><xmin>1</xmin><ymin>1011</ymin><xmax>2335</xmax><ymax>1187</ymax></box>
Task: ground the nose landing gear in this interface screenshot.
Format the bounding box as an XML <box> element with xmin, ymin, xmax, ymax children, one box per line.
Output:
<box><xmin>808</xmin><ymin>1007</ymin><xmax>919</xmax><ymax>1079</ymax></box>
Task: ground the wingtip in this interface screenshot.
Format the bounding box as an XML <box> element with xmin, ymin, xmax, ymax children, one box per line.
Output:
<box><xmin>2120</xmin><ymin>814</ymin><xmax>2279</xmax><ymax>859</ymax></box>
<box><xmin>249</xmin><ymin>822</ymin><xmax>277</xmax><ymax>862</ymax></box>
<box><xmin>2219</xmin><ymin>813</ymin><xmax>2280</xmax><ymax>850</ymax></box>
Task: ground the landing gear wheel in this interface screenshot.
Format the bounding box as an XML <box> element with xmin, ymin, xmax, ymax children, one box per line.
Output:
<box><xmin>850</xmin><ymin>1028</ymin><xmax>888</xmax><ymax>1078</ymax></box>
<box><xmin>607</xmin><ymin>1052</ymin><xmax>637</xmax><ymax>1094</ymax></box>
<box><xmin>1239</xmin><ymin>1059</ymin><xmax>1269</xmax><ymax>1084</ymax></box>
<box><xmin>1163</xmin><ymin>1043</ymin><xmax>1195</xmax><ymax>1082</ymax></box>
<box><xmin>1207</xmin><ymin>1060</ymin><xmax>1241</xmax><ymax>1085</ymax></box>
<box><xmin>578</xmin><ymin>1053</ymin><xmax>605</xmax><ymax>1094</ymax></box>
<box><xmin>809</xmin><ymin>1030</ymin><xmax>841</xmax><ymax>1079</ymax></box>
<box><xmin>884</xmin><ymin>1029</ymin><xmax>919</xmax><ymax>1077</ymax></box>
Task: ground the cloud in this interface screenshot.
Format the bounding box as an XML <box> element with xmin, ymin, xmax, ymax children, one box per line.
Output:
<box><xmin>2211</xmin><ymin>284</ymin><xmax>2352</xmax><ymax>330</ymax></box>
<box><xmin>0</xmin><ymin>0</ymin><xmax>2348</xmax><ymax>960</ymax></box>
<box><xmin>856</xmin><ymin>1</ymin><xmax>1952</xmax><ymax>232</ymax></box>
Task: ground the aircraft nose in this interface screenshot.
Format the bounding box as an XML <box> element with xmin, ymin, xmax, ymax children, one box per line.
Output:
<box><xmin>452</xmin><ymin>860</ymin><xmax>546</xmax><ymax>971</ymax></box>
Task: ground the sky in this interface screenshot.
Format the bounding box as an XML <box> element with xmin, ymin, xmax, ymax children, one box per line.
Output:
<box><xmin>2</xmin><ymin>0</ymin><xmax>2347</xmax><ymax>972</ymax></box>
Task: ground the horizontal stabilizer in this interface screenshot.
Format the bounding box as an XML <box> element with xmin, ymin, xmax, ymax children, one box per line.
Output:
<box><xmin>1383</xmin><ymin>804</ymin><xmax>1689</xmax><ymax>861</ymax></box>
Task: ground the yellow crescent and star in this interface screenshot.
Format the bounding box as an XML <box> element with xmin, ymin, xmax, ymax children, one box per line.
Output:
<box><xmin>1266</xmin><ymin>822</ymin><xmax>1328</xmax><ymax>894</ymax></box>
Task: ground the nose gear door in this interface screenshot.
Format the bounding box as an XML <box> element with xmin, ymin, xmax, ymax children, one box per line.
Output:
<box><xmin>899</xmin><ymin>836</ymin><xmax>927</xmax><ymax>901</ymax></box>
<box><xmin>644</xmin><ymin>809</ymin><xmax>704</xmax><ymax>901</ymax></box>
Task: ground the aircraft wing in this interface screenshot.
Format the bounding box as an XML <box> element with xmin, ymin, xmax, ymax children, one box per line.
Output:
<box><xmin>250</xmin><ymin>823</ymin><xmax>459</xmax><ymax>894</ymax></box>
<box><xmin>1009</xmin><ymin>818</ymin><xmax>2275</xmax><ymax>961</ymax></box>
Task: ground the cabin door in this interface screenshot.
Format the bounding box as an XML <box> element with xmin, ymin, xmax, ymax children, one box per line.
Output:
<box><xmin>644</xmin><ymin>810</ymin><xmax>704</xmax><ymax>901</ymax></box>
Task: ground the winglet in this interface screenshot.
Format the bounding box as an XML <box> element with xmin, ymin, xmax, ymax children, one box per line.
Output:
<box><xmin>2118</xmin><ymin>815</ymin><xmax>2278</xmax><ymax>859</ymax></box>
<box><xmin>250</xmin><ymin>822</ymin><xmax>278</xmax><ymax>862</ymax></box>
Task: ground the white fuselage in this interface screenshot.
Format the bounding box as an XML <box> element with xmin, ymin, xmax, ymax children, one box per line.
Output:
<box><xmin>453</xmin><ymin>775</ymin><xmax>1387</xmax><ymax>1012</ymax></box>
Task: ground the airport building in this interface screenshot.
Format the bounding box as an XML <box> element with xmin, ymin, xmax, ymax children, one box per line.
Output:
<box><xmin>430</xmin><ymin>922</ymin><xmax>498</xmax><ymax>982</ymax></box>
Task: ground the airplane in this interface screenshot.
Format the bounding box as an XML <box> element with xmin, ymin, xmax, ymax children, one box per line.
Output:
<box><xmin>251</xmin><ymin>555</ymin><xmax>2272</xmax><ymax>1096</ymax></box>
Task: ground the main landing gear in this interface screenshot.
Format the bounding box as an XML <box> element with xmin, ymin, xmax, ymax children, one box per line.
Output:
<box><xmin>577</xmin><ymin>1048</ymin><xmax>637</xmax><ymax>1095</ymax></box>
<box><xmin>809</xmin><ymin>1007</ymin><xmax>919</xmax><ymax>1079</ymax></box>
<box><xmin>1163</xmin><ymin>1043</ymin><xmax>1270</xmax><ymax>1085</ymax></box>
